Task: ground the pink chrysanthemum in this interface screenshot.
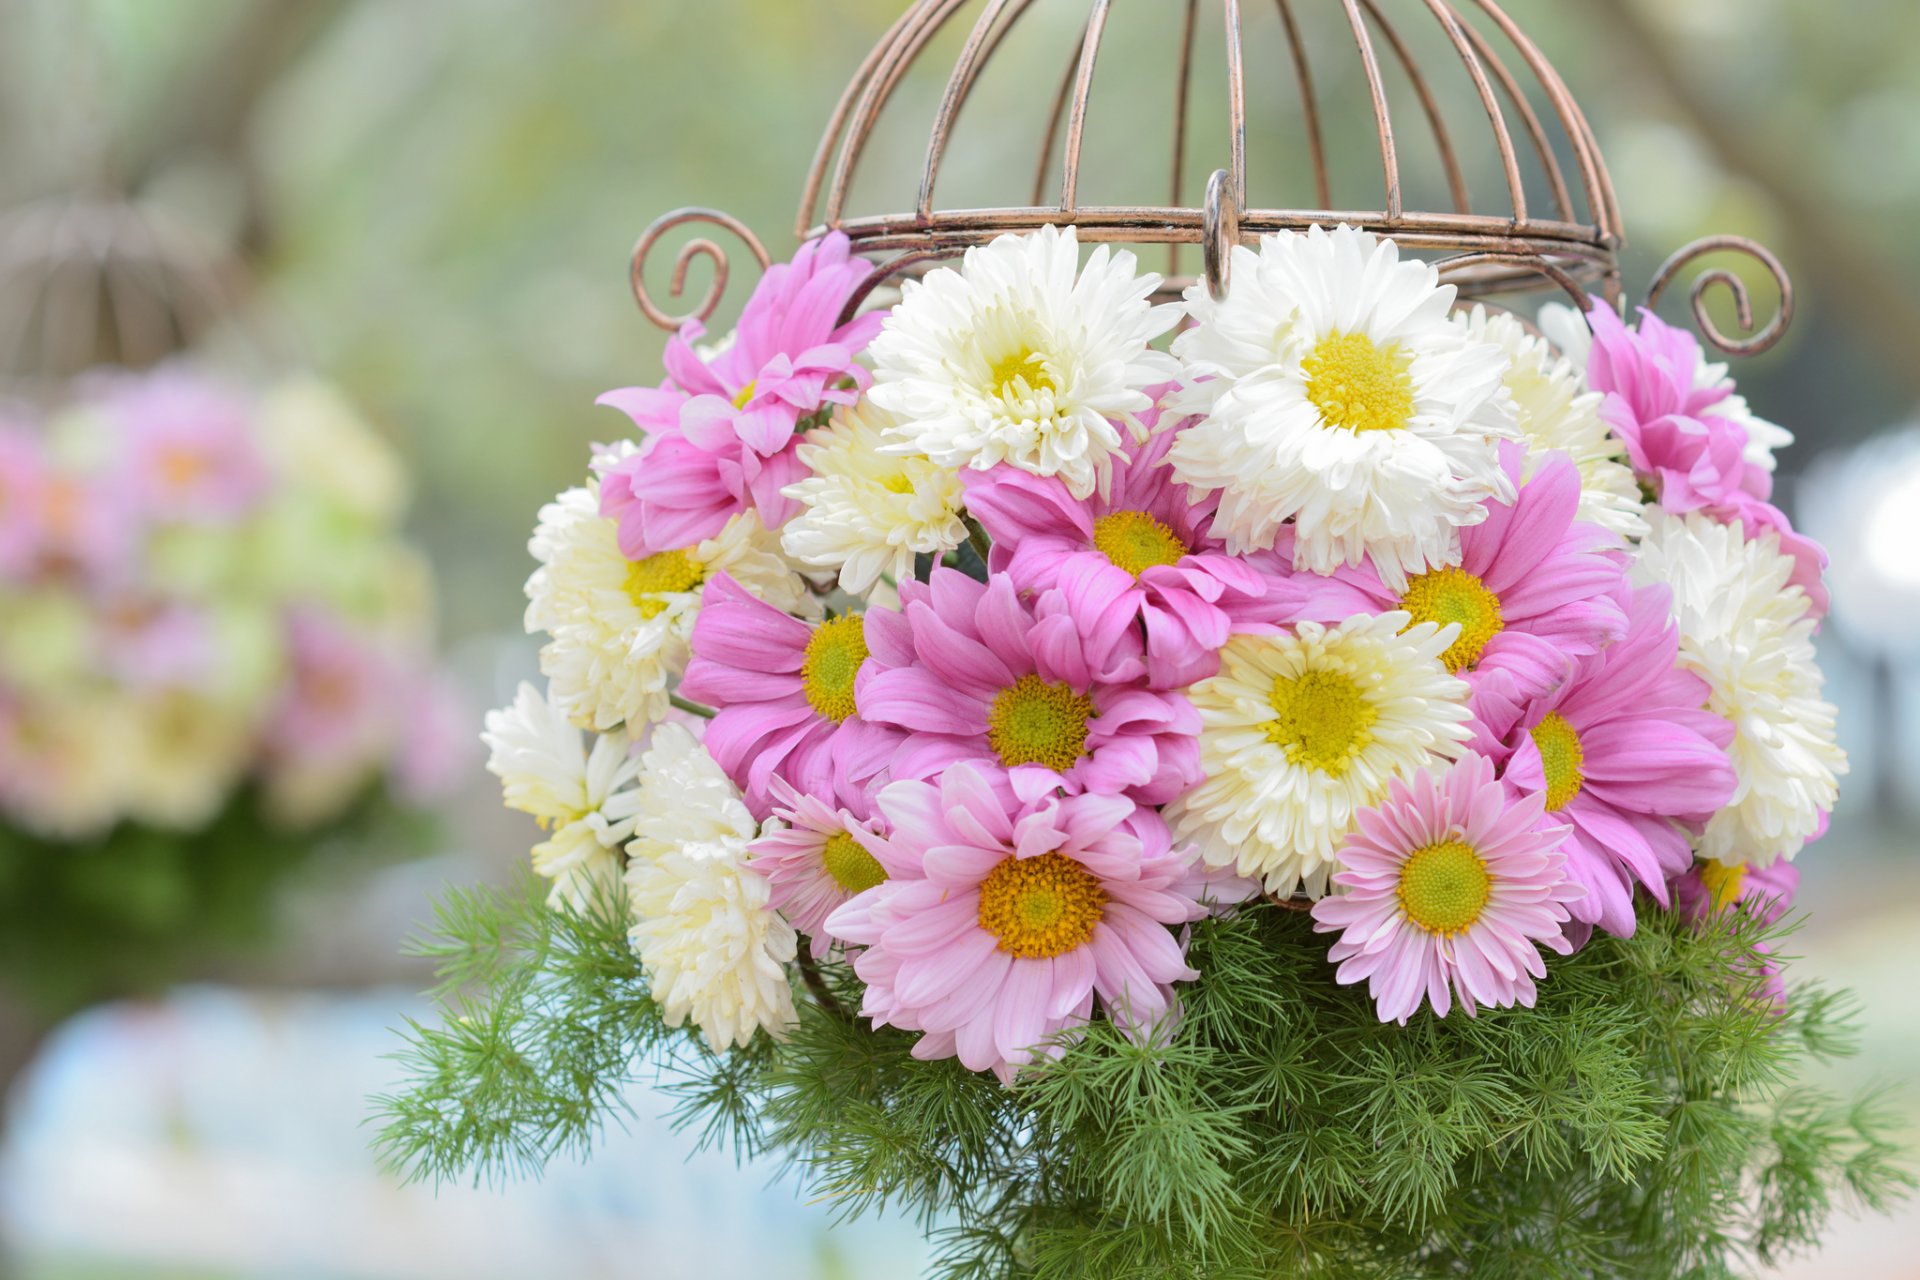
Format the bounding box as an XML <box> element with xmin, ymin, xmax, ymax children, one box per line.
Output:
<box><xmin>0</xmin><ymin>425</ymin><xmax>48</xmax><ymax>580</ymax></box>
<box><xmin>1584</xmin><ymin>304</ymin><xmax>1828</xmax><ymax>617</ymax></box>
<box><xmin>856</xmin><ymin>568</ymin><xmax>1201</xmax><ymax>805</ymax></box>
<box><xmin>824</xmin><ymin>762</ymin><xmax>1209</xmax><ymax>1083</ymax></box>
<box><xmin>1311</xmin><ymin>753</ymin><xmax>1582</xmax><ymax>1023</ymax></box>
<box><xmin>677</xmin><ymin>572</ymin><xmax>900</xmax><ymax>817</ymax></box>
<box><xmin>1493</xmin><ymin>583</ymin><xmax>1738</xmax><ymax>939</ymax></box>
<box><xmin>747</xmin><ymin>776</ymin><xmax>894</xmax><ymax>960</ymax></box>
<box><xmin>264</xmin><ymin>610</ymin><xmax>400</xmax><ymax>771</ymax></box>
<box><xmin>596</xmin><ymin>233</ymin><xmax>884</xmax><ymax>557</ymax></box>
<box><xmin>392</xmin><ymin>670</ymin><xmax>473</xmax><ymax>804</ymax></box>
<box><xmin>95</xmin><ymin>597</ymin><xmax>216</xmax><ymax>690</ymax></box>
<box><xmin>1293</xmin><ymin>443</ymin><xmax>1627</xmax><ymax>718</ymax></box>
<box><xmin>23</xmin><ymin>463</ymin><xmax>133</xmax><ymax>584</ymax></box>
<box><xmin>959</xmin><ymin>409</ymin><xmax>1303</xmax><ymax>689</ymax></box>
<box><xmin>110</xmin><ymin>371</ymin><xmax>270</xmax><ymax>525</ymax></box>
<box><xmin>1672</xmin><ymin>856</ymin><xmax>1801</xmax><ymax>1009</ymax></box>
<box><xmin>1587</xmin><ymin>305</ymin><xmax>1752</xmax><ymax>513</ymax></box>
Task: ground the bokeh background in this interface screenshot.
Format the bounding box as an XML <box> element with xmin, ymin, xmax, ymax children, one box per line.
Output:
<box><xmin>1</xmin><ymin>0</ymin><xmax>1916</xmax><ymax>1275</ymax></box>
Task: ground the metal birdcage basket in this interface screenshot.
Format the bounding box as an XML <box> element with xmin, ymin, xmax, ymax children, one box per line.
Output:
<box><xmin>628</xmin><ymin>0</ymin><xmax>1791</xmax><ymax>358</ymax></box>
<box><xmin>0</xmin><ymin>194</ymin><xmax>261</xmax><ymax>398</ymax></box>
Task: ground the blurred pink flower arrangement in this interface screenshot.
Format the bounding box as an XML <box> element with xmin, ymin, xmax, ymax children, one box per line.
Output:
<box><xmin>0</xmin><ymin>365</ymin><xmax>463</xmax><ymax>839</ymax></box>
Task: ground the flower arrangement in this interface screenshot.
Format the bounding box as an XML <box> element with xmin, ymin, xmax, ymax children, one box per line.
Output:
<box><xmin>382</xmin><ymin>225</ymin><xmax>1907</xmax><ymax>1276</ymax></box>
<box><xmin>0</xmin><ymin>366</ymin><xmax>459</xmax><ymax>1017</ymax></box>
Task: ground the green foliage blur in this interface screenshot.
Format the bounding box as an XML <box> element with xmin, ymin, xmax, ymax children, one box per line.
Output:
<box><xmin>0</xmin><ymin>785</ymin><xmax>436</xmax><ymax>1023</ymax></box>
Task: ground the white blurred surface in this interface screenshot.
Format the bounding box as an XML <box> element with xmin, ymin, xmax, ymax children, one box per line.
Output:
<box><xmin>2</xmin><ymin>986</ymin><xmax>932</xmax><ymax>1280</ymax></box>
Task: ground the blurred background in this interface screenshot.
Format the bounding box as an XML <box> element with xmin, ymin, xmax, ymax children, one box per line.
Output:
<box><xmin>0</xmin><ymin>0</ymin><xmax>1915</xmax><ymax>1275</ymax></box>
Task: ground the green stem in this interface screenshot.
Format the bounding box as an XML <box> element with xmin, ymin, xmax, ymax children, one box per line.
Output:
<box><xmin>796</xmin><ymin>950</ymin><xmax>848</xmax><ymax>1019</ymax></box>
<box><xmin>669</xmin><ymin>693</ymin><xmax>717</xmax><ymax>719</ymax></box>
<box><xmin>964</xmin><ymin>514</ymin><xmax>992</xmax><ymax>561</ymax></box>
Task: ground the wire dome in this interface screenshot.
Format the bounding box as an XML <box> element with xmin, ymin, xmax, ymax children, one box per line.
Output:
<box><xmin>800</xmin><ymin>0</ymin><xmax>1619</xmax><ymax>303</ymax></box>
<box><xmin>630</xmin><ymin>0</ymin><xmax>1791</xmax><ymax>357</ymax></box>
<box><xmin>0</xmin><ymin>194</ymin><xmax>262</xmax><ymax>399</ymax></box>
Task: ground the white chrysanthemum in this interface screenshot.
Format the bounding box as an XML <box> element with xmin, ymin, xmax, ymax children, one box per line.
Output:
<box><xmin>781</xmin><ymin>399</ymin><xmax>967</xmax><ymax>593</ymax></box>
<box><xmin>1632</xmin><ymin>512</ymin><xmax>1845</xmax><ymax>867</ymax></box>
<box><xmin>1536</xmin><ymin>300</ymin><xmax>1593</xmax><ymax>372</ymax></box>
<box><xmin>482</xmin><ymin>681</ymin><xmax>645</xmax><ymax>909</ymax></box>
<box><xmin>1458</xmin><ymin>305</ymin><xmax>1646</xmax><ymax>540</ymax></box>
<box><xmin>869</xmin><ymin>224</ymin><xmax>1181</xmax><ymax>501</ymax></box>
<box><xmin>1170</xmin><ymin>226</ymin><xmax>1518</xmax><ymax>589</ymax></box>
<box><xmin>1698</xmin><ymin>358</ymin><xmax>1794</xmax><ymax>475</ymax></box>
<box><xmin>1165</xmin><ymin>614</ymin><xmax>1474</xmax><ymax>897</ymax></box>
<box><xmin>623</xmin><ymin>723</ymin><xmax>797</xmax><ymax>1049</ymax></box>
<box><xmin>525</xmin><ymin>479</ymin><xmax>817</xmax><ymax>731</ymax></box>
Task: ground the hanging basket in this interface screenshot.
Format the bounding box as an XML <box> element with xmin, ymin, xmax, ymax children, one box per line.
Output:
<box><xmin>380</xmin><ymin>5</ymin><xmax>1905</xmax><ymax>1276</ymax></box>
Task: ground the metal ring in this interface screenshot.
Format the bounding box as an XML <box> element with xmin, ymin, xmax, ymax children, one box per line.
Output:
<box><xmin>1202</xmin><ymin>167</ymin><xmax>1240</xmax><ymax>301</ymax></box>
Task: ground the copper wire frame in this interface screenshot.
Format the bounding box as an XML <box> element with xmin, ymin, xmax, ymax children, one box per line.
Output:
<box><xmin>0</xmin><ymin>196</ymin><xmax>254</xmax><ymax>390</ymax></box>
<box><xmin>628</xmin><ymin>0</ymin><xmax>1792</xmax><ymax>359</ymax></box>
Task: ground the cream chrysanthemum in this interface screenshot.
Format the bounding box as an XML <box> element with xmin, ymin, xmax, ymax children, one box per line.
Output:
<box><xmin>622</xmin><ymin>720</ymin><xmax>759</xmax><ymax>859</ymax></box>
<box><xmin>482</xmin><ymin>681</ymin><xmax>645</xmax><ymax>909</ymax></box>
<box><xmin>1171</xmin><ymin>226</ymin><xmax>1517</xmax><ymax>588</ymax></box>
<box><xmin>868</xmin><ymin>224</ymin><xmax>1181</xmax><ymax>501</ymax></box>
<box><xmin>1631</xmin><ymin>512</ymin><xmax>1845</xmax><ymax>866</ymax></box>
<box><xmin>122</xmin><ymin>691</ymin><xmax>254</xmax><ymax>830</ymax></box>
<box><xmin>0</xmin><ymin>690</ymin><xmax>136</xmax><ymax>839</ymax></box>
<box><xmin>780</xmin><ymin>400</ymin><xmax>967</xmax><ymax>594</ymax></box>
<box><xmin>526</xmin><ymin>476</ymin><xmax>816</xmax><ymax>732</ymax></box>
<box><xmin>623</xmin><ymin>723</ymin><xmax>797</xmax><ymax>1050</ymax></box>
<box><xmin>1165</xmin><ymin>614</ymin><xmax>1475</xmax><ymax>897</ymax></box>
<box><xmin>1458</xmin><ymin>305</ymin><xmax>1645</xmax><ymax>540</ymax></box>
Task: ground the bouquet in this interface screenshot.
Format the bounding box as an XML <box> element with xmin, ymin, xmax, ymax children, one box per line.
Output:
<box><xmin>383</xmin><ymin>225</ymin><xmax>1907</xmax><ymax>1276</ymax></box>
<box><xmin>0</xmin><ymin>366</ymin><xmax>460</xmax><ymax>1018</ymax></box>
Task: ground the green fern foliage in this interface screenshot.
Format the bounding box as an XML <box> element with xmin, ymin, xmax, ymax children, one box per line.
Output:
<box><xmin>375</xmin><ymin>884</ymin><xmax>1910</xmax><ymax>1278</ymax></box>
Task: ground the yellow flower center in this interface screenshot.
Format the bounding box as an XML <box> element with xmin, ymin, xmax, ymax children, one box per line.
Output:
<box><xmin>43</xmin><ymin>477</ymin><xmax>82</xmax><ymax>538</ymax></box>
<box><xmin>1397</xmin><ymin>839</ymin><xmax>1493</xmax><ymax>936</ymax></box>
<box><xmin>1302</xmin><ymin>331</ymin><xmax>1416</xmax><ymax>434</ymax></box>
<box><xmin>1092</xmin><ymin>510</ymin><xmax>1188</xmax><ymax>578</ymax></box>
<box><xmin>1530</xmin><ymin>712</ymin><xmax>1584</xmax><ymax>812</ymax></box>
<box><xmin>1398</xmin><ymin>566</ymin><xmax>1505</xmax><ymax>672</ymax></box>
<box><xmin>1697</xmin><ymin>858</ymin><xmax>1746</xmax><ymax>912</ymax></box>
<box><xmin>987</xmin><ymin>673</ymin><xmax>1094</xmax><ymax>772</ymax></box>
<box><xmin>156</xmin><ymin>445</ymin><xmax>210</xmax><ymax>491</ymax></box>
<box><xmin>624</xmin><ymin>548</ymin><xmax>705</xmax><ymax>618</ymax></box>
<box><xmin>800</xmin><ymin>615</ymin><xmax>869</xmax><ymax>723</ymax></box>
<box><xmin>731</xmin><ymin>380</ymin><xmax>758</xmax><ymax>409</ymax></box>
<box><xmin>1265</xmin><ymin>669</ymin><xmax>1377</xmax><ymax>777</ymax></box>
<box><xmin>989</xmin><ymin>346</ymin><xmax>1055</xmax><ymax>398</ymax></box>
<box><xmin>820</xmin><ymin>830</ymin><xmax>887</xmax><ymax>894</ymax></box>
<box><xmin>977</xmin><ymin>852</ymin><xmax>1107</xmax><ymax>959</ymax></box>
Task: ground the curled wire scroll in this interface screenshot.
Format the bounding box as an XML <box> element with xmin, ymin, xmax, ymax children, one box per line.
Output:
<box><xmin>628</xmin><ymin>207</ymin><xmax>772</xmax><ymax>334</ymax></box>
<box><xmin>1644</xmin><ymin>234</ymin><xmax>1793</xmax><ymax>359</ymax></box>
